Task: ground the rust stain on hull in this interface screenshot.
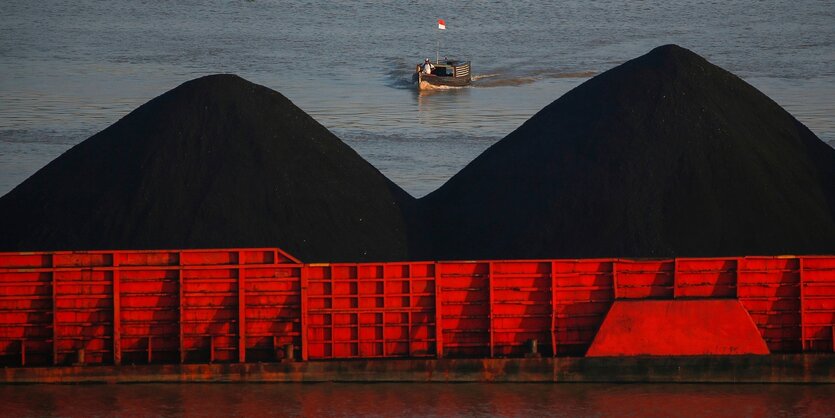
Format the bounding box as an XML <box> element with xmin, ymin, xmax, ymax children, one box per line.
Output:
<box><xmin>3</xmin><ymin>355</ymin><xmax>835</xmax><ymax>384</ymax></box>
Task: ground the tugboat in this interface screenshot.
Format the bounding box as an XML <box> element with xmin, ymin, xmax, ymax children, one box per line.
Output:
<box><xmin>413</xmin><ymin>19</ymin><xmax>471</xmax><ymax>90</ymax></box>
<box><xmin>413</xmin><ymin>58</ymin><xmax>472</xmax><ymax>90</ymax></box>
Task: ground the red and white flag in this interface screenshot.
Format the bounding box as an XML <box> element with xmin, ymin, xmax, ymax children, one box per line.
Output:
<box><xmin>438</xmin><ymin>19</ymin><xmax>446</xmax><ymax>30</ymax></box>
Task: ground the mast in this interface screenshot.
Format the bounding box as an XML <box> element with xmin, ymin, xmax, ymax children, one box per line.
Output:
<box><xmin>436</xmin><ymin>19</ymin><xmax>446</xmax><ymax>64</ymax></box>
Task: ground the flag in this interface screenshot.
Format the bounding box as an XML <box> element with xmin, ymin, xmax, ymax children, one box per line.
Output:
<box><xmin>438</xmin><ymin>19</ymin><xmax>446</xmax><ymax>30</ymax></box>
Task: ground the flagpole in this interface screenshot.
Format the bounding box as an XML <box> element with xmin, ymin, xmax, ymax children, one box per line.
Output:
<box><xmin>436</xmin><ymin>19</ymin><xmax>445</xmax><ymax>64</ymax></box>
<box><xmin>436</xmin><ymin>23</ymin><xmax>440</xmax><ymax>64</ymax></box>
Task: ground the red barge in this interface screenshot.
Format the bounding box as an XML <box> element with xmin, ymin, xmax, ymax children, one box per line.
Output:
<box><xmin>1</xmin><ymin>248</ymin><xmax>833</xmax><ymax>383</ymax></box>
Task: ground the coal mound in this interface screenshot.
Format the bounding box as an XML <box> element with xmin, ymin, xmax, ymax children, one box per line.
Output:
<box><xmin>0</xmin><ymin>74</ymin><xmax>414</xmax><ymax>262</ymax></box>
<box><xmin>420</xmin><ymin>45</ymin><xmax>835</xmax><ymax>259</ymax></box>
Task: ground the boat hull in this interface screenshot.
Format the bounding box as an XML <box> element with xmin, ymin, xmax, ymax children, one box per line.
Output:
<box><xmin>415</xmin><ymin>73</ymin><xmax>472</xmax><ymax>89</ymax></box>
<box><xmin>413</xmin><ymin>60</ymin><xmax>471</xmax><ymax>89</ymax></box>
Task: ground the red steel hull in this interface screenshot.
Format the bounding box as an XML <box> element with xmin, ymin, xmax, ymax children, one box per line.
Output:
<box><xmin>0</xmin><ymin>249</ymin><xmax>833</xmax><ymax>368</ymax></box>
<box><xmin>4</xmin><ymin>355</ymin><xmax>835</xmax><ymax>384</ymax></box>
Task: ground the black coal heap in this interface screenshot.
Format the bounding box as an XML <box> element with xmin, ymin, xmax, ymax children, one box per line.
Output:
<box><xmin>0</xmin><ymin>74</ymin><xmax>414</xmax><ymax>262</ymax></box>
<box><xmin>419</xmin><ymin>45</ymin><xmax>835</xmax><ymax>259</ymax></box>
<box><xmin>3</xmin><ymin>46</ymin><xmax>834</xmax><ymax>262</ymax></box>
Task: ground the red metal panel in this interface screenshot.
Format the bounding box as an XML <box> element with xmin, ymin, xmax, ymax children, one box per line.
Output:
<box><xmin>0</xmin><ymin>253</ymin><xmax>53</xmax><ymax>268</ymax></box>
<box><xmin>437</xmin><ymin>262</ymin><xmax>490</xmax><ymax>357</ymax></box>
<box><xmin>127</xmin><ymin>248</ymin><xmax>295</xmax><ymax>364</ymax></box>
<box><xmin>181</xmin><ymin>264</ymin><xmax>239</xmax><ymax>363</ymax></box>
<box><xmin>737</xmin><ymin>257</ymin><xmax>801</xmax><ymax>352</ymax></box>
<box><xmin>490</xmin><ymin>261</ymin><xmax>552</xmax><ymax>357</ymax></box>
<box><xmin>118</xmin><ymin>251</ymin><xmax>188</xmax><ymax>364</ymax></box>
<box><xmin>433</xmin><ymin>263</ymin><xmax>444</xmax><ymax>358</ymax></box>
<box><xmin>615</xmin><ymin>259</ymin><xmax>674</xmax><ymax>299</ymax></box>
<box><xmin>119</xmin><ymin>261</ymin><xmax>179</xmax><ymax>364</ymax></box>
<box><xmin>488</xmin><ymin>262</ymin><xmax>494</xmax><ymax>358</ymax></box>
<box><xmin>178</xmin><ymin>252</ymin><xmax>184</xmax><ymax>364</ymax></box>
<box><xmin>552</xmin><ymin>260</ymin><xmax>615</xmax><ymax>356</ymax></box>
<box><xmin>674</xmin><ymin>258</ymin><xmax>737</xmax><ymax>298</ymax></box>
<box><xmin>0</xmin><ymin>253</ymin><xmax>53</xmax><ymax>366</ymax></box>
<box><xmin>51</xmin><ymin>255</ymin><xmax>57</xmax><ymax>365</ymax></box>
<box><xmin>800</xmin><ymin>256</ymin><xmax>835</xmax><ymax>352</ymax></box>
<box><xmin>801</xmin><ymin>257</ymin><xmax>806</xmax><ymax>351</ymax></box>
<box><xmin>238</xmin><ymin>257</ymin><xmax>246</xmax><ymax>363</ymax></box>
<box><xmin>305</xmin><ymin>262</ymin><xmax>436</xmax><ymax>360</ymax></box>
<box><xmin>305</xmin><ymin>264</ymin><xmax>332</xmax><ymax>358</ymax></box>
<box><xmin>51</xmin><ymin>252</ymin><xmax>115</xmax><ymax>365</ymax></box>
<box><xmin>244</xmin><ymin>263</ymin><xmax>302</xmax><ymax>362</ymax></box>
<box><xmin>587</xmin><ymin>299</ymin><xmax>769</xmax><ymax>356</ymax></box>
<box><xmin>300</xmin><ymin>264</ymin><xmax>309</xmax><ymax>361</ymax></box>
<box><xmin>384</xmin><ymin>262</ymin><xmax>435</xmax><ymax>357</ymax></box>
<box><xmin>112</xmin><ymin>253</ymin><xmax>121</xmax><ymax>366</ymax></box>
<box><xmin>550</xmin><ymin>261</ymin><xmax>558</xmax><ymax>356</ymax></box>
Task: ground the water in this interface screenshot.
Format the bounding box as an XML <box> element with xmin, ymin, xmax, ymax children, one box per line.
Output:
<box><xmin>1</xmin><ymin>0</ymin><xmax>834</xmax><ymax>198</ymax></box>
<box><xmin>1</xmin><ymin>383</ymin><xmax>834</xmax><ymax>417</ymax></box>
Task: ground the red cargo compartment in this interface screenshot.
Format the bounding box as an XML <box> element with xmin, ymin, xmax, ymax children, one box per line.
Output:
<box><xmin>1</xmin><ymin>250</ymin><xmax>834</xmax><ymax>366</ymax></box>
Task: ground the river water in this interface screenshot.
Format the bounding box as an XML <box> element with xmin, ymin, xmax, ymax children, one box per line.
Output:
<box><xmin>2</xmin><ymin>383</ymin><xmax>835</xmax><ymax>417</ymax></box>
<box><xmin>1</xmin><ymin>0</ymin><xmax>834</xmax><ymax>197</ymax></box>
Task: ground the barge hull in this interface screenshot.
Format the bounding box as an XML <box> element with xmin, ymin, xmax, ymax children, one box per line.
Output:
<box><xmin>3</xmin><ymin>355</ymin><xmax>835</xmax><ymax>384</ymax></box>
<box><xmin>1</xmin><ymin>249</ymin><xmax>833</xmax><ymax>370</ymax></box>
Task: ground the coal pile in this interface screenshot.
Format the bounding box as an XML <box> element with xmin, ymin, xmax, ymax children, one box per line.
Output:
<box><xmin>2</xmin><ymin>46</ymin><xmax>833</xmax><ymax>262</ymax></box>
<box><xmin>0</xmin><ymin>74</ymin><xmax>414</xmax><ymax>262</ymax></box>
<box><xmin>420</xmin><ymin>45</ymin><xmax>835</xmax><ymax>260</ymax></box>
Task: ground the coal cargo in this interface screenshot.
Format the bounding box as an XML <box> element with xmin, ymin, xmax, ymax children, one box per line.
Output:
<box><xmin>420</xmin><ymin>45</ymin><xmax>835</xmax><ymax>260</ymax></box>
<box><xmin>0</xmin><ymin>74</ymin><xmax>414</xmax><ymax>262</ymax></box>
<box><xmin>2</xmin><ymin>46</ymin><xmax>833</xmax><ymax>263</ymax></box>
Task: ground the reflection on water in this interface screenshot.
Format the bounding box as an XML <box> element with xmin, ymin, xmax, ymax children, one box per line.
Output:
<box><xmin>1</xmin><ymin>383</ymin><xmax>834</xmax><ymax>417</ymax></box>
<box><xmin>415</xmin><ymin>87</ymin><xmax>472</xmax><ymax>127</ymax></box>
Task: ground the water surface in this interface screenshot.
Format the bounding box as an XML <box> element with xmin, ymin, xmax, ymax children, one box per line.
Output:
<box><xmin>1</xmin><ymin>0</ymin><xmax>833</xmax><ymax>198</ymax></box>
<box><xmin>2</xmin><ymin>383</ymin><xmax>834</xmax><ymax>417</ymax></box>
